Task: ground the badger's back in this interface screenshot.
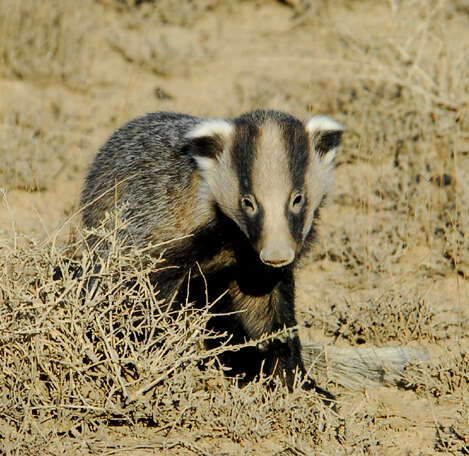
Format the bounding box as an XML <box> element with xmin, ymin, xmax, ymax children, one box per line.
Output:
<box><xmin>81</xmin><ymin>112</ymin><xmax>217</xmax><ymax>249</ymax></box>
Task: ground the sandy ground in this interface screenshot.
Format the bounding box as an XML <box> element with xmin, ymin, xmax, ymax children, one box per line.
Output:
<box><xmin>0</xmin><ymin>0</ymin><xmax>468</xmax><ymax>454</ymax></box>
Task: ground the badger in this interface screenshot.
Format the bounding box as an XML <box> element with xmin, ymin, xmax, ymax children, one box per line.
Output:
<box><xmin>81</xmin><ymin>110</ymin><xmax>425</xmax><ymax>394</ymax></box>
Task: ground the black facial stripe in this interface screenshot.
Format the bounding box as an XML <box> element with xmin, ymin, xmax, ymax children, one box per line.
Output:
<box><xmin>232</xmin><ymin>119</ymin><xmax>263</xmax><ymax>243</ymax></box>
<box><xmin>300</xmin><ymin>206</ymin><xmax>320</xmax><ymax>257</ymax></box>
<box><xmin>243</xmin><ymin>206</ymin><xmax>263</xmax><ymax>244</ymax></box>
<box><xmin>232</xmin><ymin>120</ymin><xmax>258</xmax><ymax>194</ymax></box>
<box><xmin>278</xmin><ymin>116</ymin><xmax>309</xmax><ymax>244</ymax></box>
<box><xmin>286</xmin><ymin>201</ymin><xmax>306</xmax><ymax>244</ymax></box>
<box><xmin>282</xmin><ymin>119</ymin><xmax>309</xmax><ymax>189</ymax></box>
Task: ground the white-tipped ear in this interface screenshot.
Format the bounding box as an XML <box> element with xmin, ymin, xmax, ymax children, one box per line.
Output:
<box><xmin>187</xmin><ymin>119</ymin><xmax>234</xmax><ymax>142</ymax></box>
<box><xmin>185</xmin><ymin>119</ymin><xmax>234</xmax><ymax>174</ymax></box>
<box><xmin>306</xmin><ymin>115</ymin><xmax>344</xmax><ymax>133</ymax></box>
<box><xmin>306</xmin><ymin>115</ymin><xmax>345</xmax><ymax>165</ymax></box>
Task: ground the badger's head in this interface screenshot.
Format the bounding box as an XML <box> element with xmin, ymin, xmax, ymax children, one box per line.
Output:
<box><xmin>186</xmin><ymin>110</ymin><xmax>344</xmax><ymax>268</ymax></box>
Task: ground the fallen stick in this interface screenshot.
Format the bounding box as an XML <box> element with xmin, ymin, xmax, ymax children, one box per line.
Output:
<box><xmin>302</xmin><ymin>343</ymin><xmax>429</xmax><ymax>390</ymax></box>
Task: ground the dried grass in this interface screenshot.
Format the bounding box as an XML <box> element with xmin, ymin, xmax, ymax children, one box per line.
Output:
<box><xmin>304</xmin><ymin>291</ymin><xmax>450</xmax><ymax>345</ymax></box>
<box><xmin>0</xmin><ymin>0</ymin><xmax>468</xmax><ymax>454</ymax></box>
<box><xmin>110</xmin><ymin>0</ymin><xmax>232</xmax><ymax>26</ymax></box>
<box><xmin>0</xmin><ymin>109</ymin><xmax>68</xmax><ymax>191</ymax></box>
<box><xmin>0</xmin><ymin>0</ymin><xmax>96</xmax><ymax>87</ymax></box>
<box><xmin>0</xmin><ymin>229</ymin><xmax>340</xmax><ymax>455</ymax></box>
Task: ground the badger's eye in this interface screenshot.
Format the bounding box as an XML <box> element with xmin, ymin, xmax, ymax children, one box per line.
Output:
<box><xmin>241</xmin><ymin>195</ymin><xmax>258</xmax><ymax>215</ymax></box>
<box><xmin>290</xmin><ymin>191</ymin><xmax>304</xmax><ymax>213</ymax></box>
<box><xmin>292</xmin><ymin>194</ymin><xmax>303</xmax><ymax>206</ymax></box>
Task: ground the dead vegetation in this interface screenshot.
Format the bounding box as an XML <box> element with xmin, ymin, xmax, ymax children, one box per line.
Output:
<box><xmin>0</xmin><ymin>0</ymin><xmax>96</xmax><ymax>87</ymax></box>
<box><xmin>0</xmin><ymin>108</ymin><xmax>75</xmax><ymax>191</ymax></box>
<box><xmin>0</xmin><ymin>0</ymin><xmax>468</xmax><ymax>454</ymax></box>
<box><xmin>0</xmin><ymin>232</ymin><xmax>340</xmax><ymax>454</ymax></box>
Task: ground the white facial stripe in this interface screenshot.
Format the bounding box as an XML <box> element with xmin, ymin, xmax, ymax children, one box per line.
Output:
<box><xmin>190</xmin><ymin>120</ymin><xmax>240</xmax><ymax>223</ymax></box>
<box><xmin>322</xmin><ymin>149</ymin><xmax>337</xmax><ymax>166</ymax></box>
<box><xmin>300</xmin><ymin>115</ymin><xmax>342</xmax><ymax>238</ymax></box>
<box><xmin>200</xmin><ymin>150</ymin><xmax>241</xmax><ymax>223</ymax></box>
<box><xmin>302</xmin><ymin>155</ymin><xmax>333</xmax><ymax>238</ymax></box>
<box><xmin>252</xmin><ymin>120</ymin><xmax>296</xmax><ymax>252</ymax></box>
<box><xmin>210</xmin><ymin>150</ymin><xmax>240</xmax><ymax>221</ymax></box>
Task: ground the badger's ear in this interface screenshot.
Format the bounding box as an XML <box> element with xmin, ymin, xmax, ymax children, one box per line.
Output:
<box><xmin>306</xmin><ymin>116</ymin><xmax>344</xmax><ymax>165</ymax></box>
<box><xmin>184</xmin><ymin>119</ymin><xmax>234</xmax><ymax>173</ymax></box>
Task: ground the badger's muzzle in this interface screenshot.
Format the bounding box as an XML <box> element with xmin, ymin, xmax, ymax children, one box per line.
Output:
<box><xmin>259</xmin><ymin>242</ymin><xmax>295</xmax><ymax>268</ymax></box>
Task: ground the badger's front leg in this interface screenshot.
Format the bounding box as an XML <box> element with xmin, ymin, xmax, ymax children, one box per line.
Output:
<box><xmin>227</xmin><ymin>270</ymin><xmax>306</xmax><ymax>391</ymax></box>
<box><xmin>226</xmin><ymin>273</ymin><xmax>334</xmax><ymax>402</ymax></box>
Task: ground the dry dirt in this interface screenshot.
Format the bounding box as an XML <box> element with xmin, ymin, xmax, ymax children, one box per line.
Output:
<box><xmin>0</xmin><ymin>0</ymin><xmax>468</xmax><ymax>454</ymax></box>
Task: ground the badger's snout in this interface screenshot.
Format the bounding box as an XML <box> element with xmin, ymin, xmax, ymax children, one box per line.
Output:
<box><xmin>259</xmin><ymin>242</ymin><xmax>295</xmax><ymax>268</ymax></box>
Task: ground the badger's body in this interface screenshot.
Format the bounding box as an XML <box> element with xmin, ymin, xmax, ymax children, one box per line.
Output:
<box><xmin>81</xmin><ymin>110</ymin><xmax>344</xmax><ymax>392</ymax></box>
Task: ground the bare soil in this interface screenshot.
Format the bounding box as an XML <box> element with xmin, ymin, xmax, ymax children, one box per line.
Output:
<box><xmin>0</xmin><ymin>0</ymin><xmax>468</xmax><ymax>454</ymax></box>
